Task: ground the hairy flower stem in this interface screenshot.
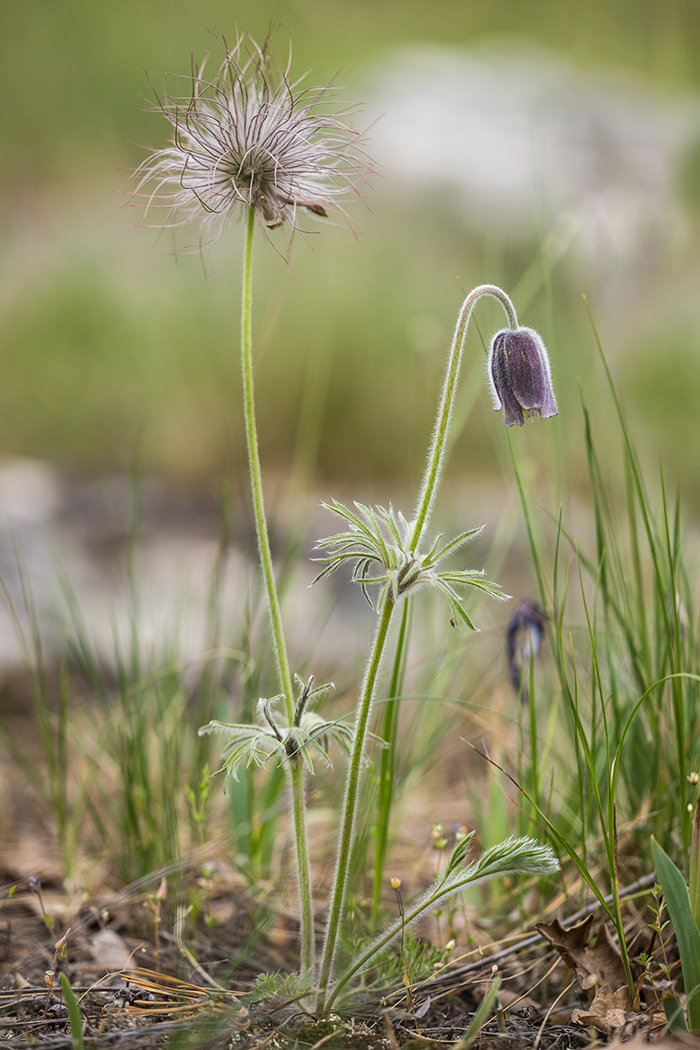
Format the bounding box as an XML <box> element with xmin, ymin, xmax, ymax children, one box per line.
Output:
<box><xmin>290</xmin><ymin>757</ymin><xmax>314</xmax><ymax>973</ymax></box>
<box><xmin>409</xmin><ymin>285</ymin><xmax>518</xmax><ymax>553</ymax></box>
<box><xmin>317</xmin><ymin>285</ymin><xmax>520</xmax><ymax>1003</ymax></box>
<box><xmin>240</xmin><ymin>207</ymin><xmax>314</xmax><ymax>973</ymax></box>
<box><xmin>317</xmin><ymin>594</ymin><xmax>396</xmax><ymax>1007</ymax></box>
<box><xmin>371</xmin><ymin>597</ymin><xmax>411</xmax><ymax>928</ymax></box>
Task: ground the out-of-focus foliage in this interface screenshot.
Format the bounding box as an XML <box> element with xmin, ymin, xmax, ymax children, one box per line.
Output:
<box><xmin>1</xmin><ymin>1</ymin><xmax>700</xmax><ymax>495</ymax></box>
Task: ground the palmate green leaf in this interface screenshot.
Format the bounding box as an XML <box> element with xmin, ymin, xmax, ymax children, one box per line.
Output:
<box><xmin>245</xmin><ymin>970</ymin><xmax>313</xmax><ymax>1003</ymax></box>
<box><xmin>314</xmin><ymin>542</ymin><xmax>379</xmax><ymax>567</ymax></box>
<box><xmin>465</xmin><ymin>836</ymin><xmax>558</xmax><ymax>885</ymax></box>
<box><xmin>433</xmin><ymin>581</ymin><xmax>478</xmax><ymax>630</ymax></box>
<box><xmin>219</xmin><ymin>737</ymin><xmax>284</xmax><ymax>785</ymax></box>
<box><xmin>377</xmin><ymin>503</ymin><xmax>409</xmax><ymax>547</ymax></box>
<box><xmin>315</xmin><ymin>497</ymin><xmax>505</xmax><ymax>627</ymax></box>
<box><xmin>288</xmin><ymin>733</ymin><xmax>330</xmax><ymax>774</ymax></box>
<box><xmin>320</xmin><ymin>499</ymin><xmax>376</xmax><ymax>539</ymax></box>
<box><xmin>303</xmin><ymin>712</ymin><xmax>352</xmax><ymax>752</ymax></box>
<box><xmin>652</xmin><ymin>837</ymin><xmax>700</xmax><ymax>1032</ymax></box>
<box><xmin>201</xmin><ymin>676</ymin><xmax>354</xmax><ymax>782</ymax></box>
<box><xmin>311</xmin><ymin>553</ymin><xmax>368</xmax><ymax>587</ymax></box>
<box><xmin>421</xmin><ymin>531</ymin><xmax>445</xmax><ymax>564</ymax></box>
<box><xmin>290</xmin><ymin>713</ymin><xmax>354</xmax><ymax>773</ymax></box>
<box><xmin>317</xmin><ymin>538</ymin><xmax>371</xmax><ymax>556</ymax></box>
<box><xmin>437</xmin><ymin>571</ymin><xmax>507</xmax><ymax>597</ymax></box>
<box><xmin>426</xmin><ymin>526</ymin><xmax>485</xmax><ymax>567</ymax></box>
<box><xmin>383</xmin><ymin>510</ymin><xmax>402</xmax><ymax>546</ymax></box>
<box><xmin>443</xmin><ymin>829</ymin><xmax>476</xmax><ymax>879</ymax></box>
<box><xmin>352</xmin><ymin>559</ymin><xmax>386</xmax><ymax>608</ymax></box>
<box><xmin>451</xmin><ymin>604</ymin><xmax>477</xmax><ymax>630</ymax></box>
<box><xmin>324</xmin><ymin>534</ymin><xmax>378</xmax><ymax>554</ymax></box>
<box><xmin>326</xmin><ymin>502</ymin><xmax>394</xmax><ymax>564</ymax></box>
<box><xmin>316</xmin><ymin>501</ymin><xmax>404</xmax><ymax>569</ymax></box>
<box><xmin>298</xmin><ymin>675</ymin><xmax>336</xmax><ymax>715</ymax></box>
<box><xmin>199</xmin><ymin>718</ymin><xmax>274</xmax><ymax>745</ymax></box>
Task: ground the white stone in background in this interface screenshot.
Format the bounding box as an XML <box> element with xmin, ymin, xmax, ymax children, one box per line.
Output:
<box><xmin>0</xmin><ymin>460</ymin><xmax>234</xmax><ymax>678</ymax></box>
<box><xmin>0</xmin><ymin>462</ymin><xmax>367</xmax><ymax>686</ymax></box>
<box><xmin>0</xmin><ymin>458</ymin><xmax>64</xmax><ymax>671</ymax></box>
<box><xmin>0</xmin><ymin>458</ymin><xmax>62</xmax><ymax>523</ymax></box>
<box><xmin>367</xmin><ymin>43</ymin><xmax>700</xmax><ymax>271</ymax></box>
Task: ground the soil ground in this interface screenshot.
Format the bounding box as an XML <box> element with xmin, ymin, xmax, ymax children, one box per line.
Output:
<box><xmin>0</xmin><ymin>871</ymin><xmax>595</xmax><ymax>1050</ymax></box>
<box><xmin>0</xmin><ymin>476</ymin><xmax>690</xmax><ymax>1048</ymax></box>
<box><xmin>0</xmin><ymin>818</ymin><xmax>678</xmax><ymax>1049</ymax></box>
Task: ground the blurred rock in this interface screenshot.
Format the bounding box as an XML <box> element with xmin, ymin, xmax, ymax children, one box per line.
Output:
<box><xmin>368</xmin><ymin>42</ymin><xmax>700</xmax><ymax>284</ymax></box>
<box><xmin>0</xmin><ymin>458</ymin><xmax>64</xmax><ymax>673</ymax></box>
<box><xmin>0</xmin><ymin>459</ymin><xmax>367</xmax><ymax>696</ymax></box>
<box><xmin>88</xmin><ymin>928</ymin><xmax>134</xmax><ymax>972</ymax></box>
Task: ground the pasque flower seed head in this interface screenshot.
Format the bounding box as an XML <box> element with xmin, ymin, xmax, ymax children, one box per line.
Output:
<box><xmin>128</xmin><ymin>30</ymin><xmax>371</xmax><ymax>251</ymax></box>
<box><xmin>488</xmin><ymin>326</ymin><xmax>559</xmax><ymax>427</ymax></box>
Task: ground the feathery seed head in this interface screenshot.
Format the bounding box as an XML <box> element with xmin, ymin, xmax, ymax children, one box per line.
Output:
<box><xmin>128</xmin><ymin>30</ymin><xmax>371</xmax><ymax>252</ymax></box>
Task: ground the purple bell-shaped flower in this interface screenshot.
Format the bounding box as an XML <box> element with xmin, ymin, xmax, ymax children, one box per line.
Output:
<box><xmin>488</xmin><ymin>327</ymin><xmax>558</xmax><ymax>427</ymax></box>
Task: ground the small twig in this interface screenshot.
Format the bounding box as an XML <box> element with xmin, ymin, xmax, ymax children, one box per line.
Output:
<box><xmin>533</xmin><ymin>979</ymin><xmax>575</xmax><ymax>1050</ymax></box>
<box><xmin>29</xmin><ymin>876</ymin><xmax>54</xmax><ymax>936</ymax></box>
<box><xmin>246</xmin><ymin>1034</ymin><xmax>279</xmax><ymax>1050</ymax></box>
<box><xmin>501</xmin><ymin>956</ymin><xmax>561</xmax><ymax>1014</ymax></box>
<box><xmin>309</xmin><ymin>1030</ymin><xmax>342</xmax><ymax>1050</ymax></box>
<box><xmin>416</xmin><ymin>871</ymin><xmax>658</xmax><ymax>993</ymax></box>
<box><xmin>391</xmin><ymin>877</ymin><xmax>415</xmax><ymax>1013</ymax></box>
<box><xmin>143</xmin><ymin>878</ymin><xmax>167</xmax><ymax>971</ymax></box>
<box><xmin>382</xmin><ymin>1012</ymin><xmax>401</xmax><ymax>1050</ymax></box>
<box><xmin>173</xmin><ymin>904</ymin><xmax>227</xmax><ymax>990</ymax></box>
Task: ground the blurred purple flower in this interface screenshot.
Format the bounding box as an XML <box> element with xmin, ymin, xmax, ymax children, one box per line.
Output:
<box><xmin>127</xmin><ymin>30</ymin><xmax>371</xmax><ymax>251</ymax></box>
<box><xmin>488</xmin><ymin>327</ymin><xmax>558</xmax><ymax>427</ymax></box>
<box><xmin>506</xmin><ymin>599</ymin><xmax>548</xmax><ymax>701</ymax></box>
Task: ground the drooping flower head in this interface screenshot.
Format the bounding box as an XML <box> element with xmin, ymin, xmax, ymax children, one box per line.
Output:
<box><xmin>128</xmin><ymin>30</ymin><xmax>371</xmax><ymax>251</ymax></box>
<box><xmin>488</xmin><ymin>326</ymin><xmax>558</xmax><ymax>427</ymax></box>
<box><xmin>506</xmin><ymin>599</ymin><xmax>548</xmax><ymax>700</ymax></box>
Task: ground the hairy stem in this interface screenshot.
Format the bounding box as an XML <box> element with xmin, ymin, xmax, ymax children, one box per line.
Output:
<box><xmin>241</xmin><ymin>208</ymin><xmax>294</xmax><ymax>711</ymax></box>
<box><xmin>371</xmin><ymin>597</ymin><xmax>411</xmax><ymax>927</ymax></box>
<box><xmin>317</xmin><ymin>595</ymin><xmax>396</xmax><ymax>1007</ymax></box>
<box><xmin>409</xmin><ymin>284</ymin><xmax>518</xmax><ymax>552</ymax></box>
<box><xmin>289</xmin><ymin>756</ymin><xmax>314</xmax><ymax>974</ymax></box>
<box><xmin>328</xmin><ymin>877</ymin><xmax>446</xmax><ymax>1008</ymax></box>
<box><xmin>327</xmin><ymin>838</ymin><xmax>556</xmax><ymax>1009</ymax></box>
<box><xmin>319</xmin><ymin>283</ymin><xmax>519</xmax><ymax>1001</ymax></box>
<box><xmin>240</xmin><ymin>207</ymin><xmax>313</xmax><ymax>973</ymax></box>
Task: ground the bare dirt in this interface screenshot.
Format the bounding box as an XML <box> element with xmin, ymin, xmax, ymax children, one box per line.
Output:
<box><xmin>0</xmin><ymin>829</ymin><xmax>674</xmax><ymax>1050</ymax></box>
<box><xmin>0</xmin><ymin>469</ymin><xmax>687</xmax><ymax>1047</ymax></box>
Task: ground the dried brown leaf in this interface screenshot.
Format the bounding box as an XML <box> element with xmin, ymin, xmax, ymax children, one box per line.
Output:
<box><xmin>536</xmin><ymin>914</ymin><xmax>629</xmax><ymax>1003</ymax></box>
<box><xmin>571</xmin><ymin>983</ymin><xmax>630</xmax><ymax>1033</ymax></box>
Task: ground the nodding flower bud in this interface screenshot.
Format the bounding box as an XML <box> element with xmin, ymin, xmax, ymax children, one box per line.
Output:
<box><xmin>488</xmin><ymin>327</ymin><xmax>558</xmax><ymax>428</ymax></box>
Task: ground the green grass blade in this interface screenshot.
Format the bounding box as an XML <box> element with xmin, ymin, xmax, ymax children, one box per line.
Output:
<box><xmin>452</xmin><ymin>975</ymin><xmax>502</xmax><ymax>1049</ymax></box>
<box><xmin>372</xmin><ymin>596</ymin><xmax>411</xmax><ymax>926</ymax></box>
<box><xmin>652</xmin><ymin>837</ymin><xmax>700</xmax><ymax>1032</ymax></box>
<box><xmin>59</xmin><ymin>974</ymin><xmax>84</xmax><ymax>1050</ymax></box>
<box><xmin>663</xmin><ymin>995</ymin><xmax>688</xmax><ymax>1033</ymax></box>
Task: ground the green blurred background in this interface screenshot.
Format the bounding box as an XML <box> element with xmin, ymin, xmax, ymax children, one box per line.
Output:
<box><xmin>1</xmin><ymin>0</ymin><xmax>700</xmax><ymax>503</ymax></box>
